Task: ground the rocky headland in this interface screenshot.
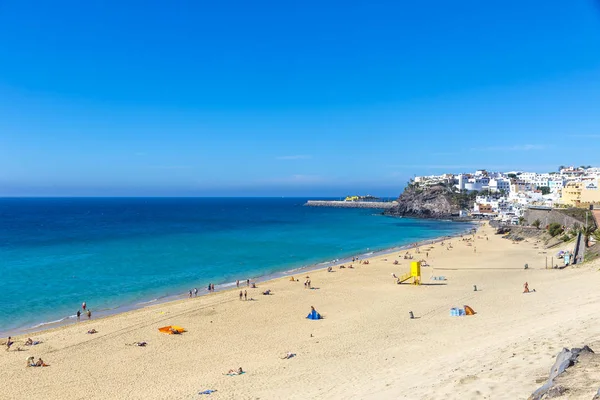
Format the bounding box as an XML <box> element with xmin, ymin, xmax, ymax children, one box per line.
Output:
<box><xmin>384</xmin><ymin>183</ymin><xmax>474</xmax><ymax>219</ymax></box>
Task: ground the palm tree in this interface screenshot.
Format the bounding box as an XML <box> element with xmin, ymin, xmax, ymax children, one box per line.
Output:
<box><xmin>580</xmin><ymin>226</ymin><xmax>597</xmax><ymax>247</ymax></box>
<box><xmin>532</xmin><ymin>219</ymin><xmax>541</xmax><ymax>229</ymax></box>
<box><xmin>518</xmin><ymin>217</ymin><xmax>525</xmax><ymax>226</ymax></box>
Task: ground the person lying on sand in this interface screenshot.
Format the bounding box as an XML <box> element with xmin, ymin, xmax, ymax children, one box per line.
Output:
<box><xmin>348</xmin><ymin>265</ymin><xmax>353</xmax><ymax>269</ymax></box>
<box><xmin>127</xmin><ymin>341</ymin><xmax>147</xmax><ymax>347</ymax></box>
<box><xmin>281</xmin><ymin>352</ymin><xmax>296</xmax><ymax>359</ymax></box>
<box><xmin>25</xmin><ymin>338</ymin><xmax>41</xmax><ymax>346</ymax></box>
<box><xmin>170</xmin><ymin>328</ymin><xmax>182</xmax><ymax>334</ymax></box>
<box><xmin>393</xmin><ymin>260</ymin><xmax>398</xmax><ymax>265</ymax></box>
<box><xmin>226</xmin><ymin>367</ymin><xmax>244</xmax><ymax>375</ymax></box>
<box><xmin>87</xmin><ymin>329</ymin><xmax>98</xmax><ymax>334</ymax></box>
<box><xmin>262</xmin><ymin>290</ymin><xmax>272</xmax><ymax>295</ymax></box>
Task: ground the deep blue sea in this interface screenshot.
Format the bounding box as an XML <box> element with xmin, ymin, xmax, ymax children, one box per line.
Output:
<box><xmin>0</xmin><ymin>198</ymin><xmax>471</xmax><ymax>334</ymax></box>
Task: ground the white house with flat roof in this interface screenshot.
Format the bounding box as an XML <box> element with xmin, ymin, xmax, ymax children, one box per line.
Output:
<box><xmin>488</xmin><ymin>178</ymin><xmax>511</xmax><ymax>193</ymax></box>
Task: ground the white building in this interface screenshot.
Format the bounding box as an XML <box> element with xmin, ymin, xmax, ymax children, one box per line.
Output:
<box><xmin>455</xmin><ymin>174</ymin><xmax>490</xmax><ymax>192</ymax></box>
<box><xmin>488</xmin><ymin>178</ymin><xmax>510</xmax><ymax>193</ymax></box>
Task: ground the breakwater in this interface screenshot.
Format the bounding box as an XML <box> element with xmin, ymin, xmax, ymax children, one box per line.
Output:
<box><xmin>305</xmin><ymin>200</ymin><xmax>397</xmax><ymax>209</ymax></box>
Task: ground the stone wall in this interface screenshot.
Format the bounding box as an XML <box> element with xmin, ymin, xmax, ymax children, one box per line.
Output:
<box><xmin>523</xmin><ymin>208</ymin><xmax>583</xmax><ymax>229</ymax></box>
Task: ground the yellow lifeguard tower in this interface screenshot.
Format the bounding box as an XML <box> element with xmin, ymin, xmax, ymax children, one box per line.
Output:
<box><xmin>397</xmin><ymin>261</ymin><xmax>421</xmax><ymax>285</ymax></box>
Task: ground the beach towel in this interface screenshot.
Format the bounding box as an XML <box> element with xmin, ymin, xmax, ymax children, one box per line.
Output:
<box><xmin>199</xmin><ymin>389</ymin><xmax>217</xmax><ymax>395</ymax></box>
<box><xmin>158</xmin><ymin>325</ymin><xmax>186</xmax><ymax>334</ymax></box>
<box><xmin>306</xmin><ymin>310</ymin><xmax>321</xmax><ymax>320</ymax></box>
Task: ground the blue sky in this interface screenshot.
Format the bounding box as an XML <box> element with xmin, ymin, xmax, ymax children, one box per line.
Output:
<box><xmin>1</xmin><ymin>1</ymin><xmax>600</xmax><ymax>196</ymax></box>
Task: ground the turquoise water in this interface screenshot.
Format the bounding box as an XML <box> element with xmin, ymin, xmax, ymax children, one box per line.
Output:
<box><xmin>0</xmin><ymin>198</ymin><xmax>471</xmax><ymax>334</ymax></box>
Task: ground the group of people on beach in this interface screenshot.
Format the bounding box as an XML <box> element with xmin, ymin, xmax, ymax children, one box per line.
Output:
<box><xmin>26</xmin><ymin>356</ymin><xmax>48</xmax><ymax>367</ymax></box>
<box><xmin>76</xmin><ymin>302</ymin><xmax>92</xmax><ymax>321</ymax></box>
<box><xmin>4</xmin><ymin>336</ymin><xmax>50</xmax><ymax>368</ymax></box>
<box><xmin>5</xmin><ymin>336</ymin><xmax>43</xmax><ymax>352</ymax></box>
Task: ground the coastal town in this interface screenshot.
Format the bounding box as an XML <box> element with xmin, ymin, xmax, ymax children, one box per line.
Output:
<box><xmin>411</xmin><ymin>166</ymin><xmax>600</xmax><ymax>224</ymax></box>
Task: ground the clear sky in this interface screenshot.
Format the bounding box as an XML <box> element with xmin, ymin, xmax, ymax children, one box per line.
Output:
<box><xmin>1</xmin><ymin>1</ymin><xmax>600</xmax><ymax>197</ymax></box>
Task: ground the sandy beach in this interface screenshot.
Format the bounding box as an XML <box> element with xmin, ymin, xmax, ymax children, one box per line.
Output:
<box><xmin>3</xmin><ymin>222</ymin><xmax>600</xmax><ymax>400</ymax></box>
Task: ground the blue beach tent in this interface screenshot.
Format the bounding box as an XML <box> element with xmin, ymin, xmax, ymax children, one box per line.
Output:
<box><xmin>307</xmin><ymin>309</ymin><xmax>322</xmax><ymax>320</ymax></box>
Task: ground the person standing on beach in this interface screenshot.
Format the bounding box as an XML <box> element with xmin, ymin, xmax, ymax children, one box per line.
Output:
<box><xmin>246</xmin><ymin>279</ymin><xmax>250</xmax><ymax>287</ymax></box>
<box><xmin>211</xmin><ymin>283</ymin><xmax>215</xmax><ymax>292</ymax></box>
<box><xmin>207</xmin><ymin>283</ymin><xmax>211</xmax><ymax>292</ymax></box>
<box><xmin>6</xmin><ymin>336</ymin><xmax>13</xmax><ymax>351</ymax></box>
<box><xmin>194</xmin><ymin>288</ymin><xmax>198</xmax><ymax>297</ymax></box>
<box><xmin>87</xmin><ymin>309</ymin><xmax>91</xmax><ymax>320</ymax></box>
<box><xmin>244</xmin><ymin>290</ymin><xmax>247</xmax><ymax>300</ymax></box>
<box><xmin>77</xmin><ymin>310</ymin><xmax>81</xmax><ymax>321</ymax></box>
<box><xmin>82</xmin><ymin>302</ymin><xmax>86</xmax><ymax>311</ymax></box>
<box><xmin>239</xmin><ymin>290</ymin><xmax>243</xmax><ymax>300</ymax></box>
<box><xmin>189</xmin><ymin>290</ymin><xmax>193</xmax><ymax>298</ymax></box>
<box><xmin>236</xmin><ymin>280</ymin><xmax>239</xmax><ymax>288</ymax></box>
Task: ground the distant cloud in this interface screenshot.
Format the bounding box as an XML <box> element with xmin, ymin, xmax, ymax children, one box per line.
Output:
<box><xmin>470</xmin><ymin>144</ymin><xmax>547</xmax><ymax>151</ymax></box>
<box><xmin>276</xmin><ymin>155</ymin><xmax>312</xmax><ymax>160</ymax></box>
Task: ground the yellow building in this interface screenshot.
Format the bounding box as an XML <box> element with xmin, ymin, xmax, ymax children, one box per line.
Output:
<box><xmin>560</xmin><ymin>179</ymin><xmax>600</xmax><ymax>207</ymax></box>
<box><xmin>580</xmin><ymin>179</ymin><xmax>600</xmax><ymax>206</ymax></box>
<box><xmin>560</xmin><ymin>182</ymin><xmax>583</xmax><ymax>206</ymax></box>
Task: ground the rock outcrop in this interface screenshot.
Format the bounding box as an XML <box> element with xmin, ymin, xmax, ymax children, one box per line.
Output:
<box><xmin>384</xmin><ymin>184</ymin><xmax>470</xmax><ymax>219</ymax></box>
<box><xmin>529</xmin><ymin>346</ymin><xmax>595</xmax><ymax>400</ymax></box>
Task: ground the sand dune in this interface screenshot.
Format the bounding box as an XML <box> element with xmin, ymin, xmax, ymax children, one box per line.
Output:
<box><xmin>2</xmin><ymin>223</ymin><xmax>600</xmax><ymax>400</ymax></box>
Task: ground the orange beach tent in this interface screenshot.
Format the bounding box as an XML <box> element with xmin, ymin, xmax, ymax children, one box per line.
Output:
<box><xmin>464</xmin><ymin>305</ymin><xmax>476</xmax><ymax>316</ymax></box>
<box><xmin>158</xmin><ymin>325</ymin><xmax>186</xmax><ymax>334</ymax></box>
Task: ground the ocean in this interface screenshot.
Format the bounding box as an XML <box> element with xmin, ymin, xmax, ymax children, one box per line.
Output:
<box><xmin>0</xmin><ymin>197</ymin><xmax>472</xmax><ymax>335</ymax></box>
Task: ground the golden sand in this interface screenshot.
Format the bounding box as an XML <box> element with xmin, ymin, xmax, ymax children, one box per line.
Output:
<box><xmin>2</xmin><ymin>223</ymin><xmax>600</xmax><ymax>400</ymax></box>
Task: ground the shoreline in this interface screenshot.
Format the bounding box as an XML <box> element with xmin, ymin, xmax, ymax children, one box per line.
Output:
<box><xmin>5</xmin><ymin>221</ymin><xmax>600</xmax><ymax>399</ymax></box>
<box><xmin>3</xmin><ymin>223</ymin><xmax>476</xmax><ymax>338</ymax></box>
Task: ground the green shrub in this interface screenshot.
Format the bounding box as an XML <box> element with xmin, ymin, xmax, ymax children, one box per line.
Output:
<box><xmin>548</xmin><ymin>222</ymin><xmax>564</xmax><ymax>237</ymax></box>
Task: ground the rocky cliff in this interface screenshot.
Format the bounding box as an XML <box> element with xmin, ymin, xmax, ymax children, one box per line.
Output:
<box><xmin>384</xmin><ymin>184</ymin><xmax>472</xmax><ymax>219</ymax></box>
